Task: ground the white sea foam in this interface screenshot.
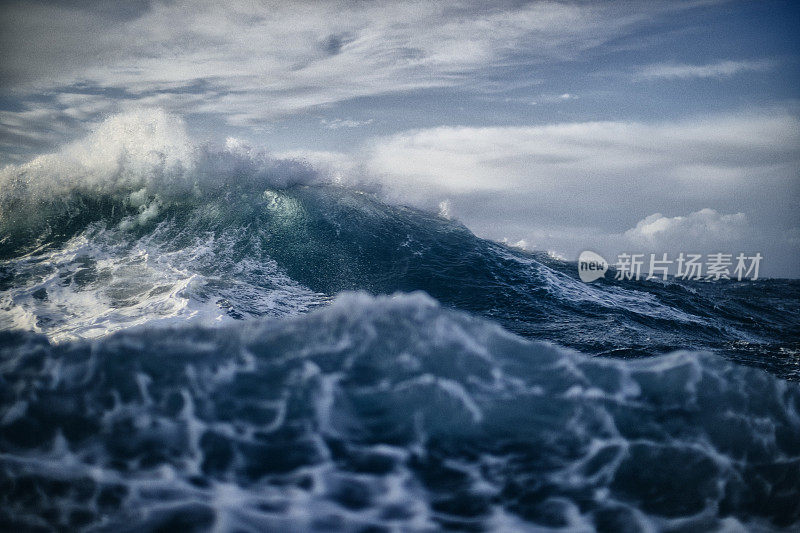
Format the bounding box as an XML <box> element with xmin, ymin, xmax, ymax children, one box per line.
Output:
<box><xmin>0</xmin><ymin>292</ymin><xmax>797</xmax><ymax>531</ymax></box>
<box><xmin>0</xmin><ymin>109</ymin><xmax>329</xmax><ymax>218</ymax></box>
<box><xmin>0</xmin><ymin>220</ymin><xmax>324</xmax><ymax>343</ymax></box>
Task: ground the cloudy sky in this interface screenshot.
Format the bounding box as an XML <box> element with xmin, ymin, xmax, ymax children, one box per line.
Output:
<box><xmin>1</xmin><ymin>0</ymin><xmax>799</xmax><ymax>276</ymax></box>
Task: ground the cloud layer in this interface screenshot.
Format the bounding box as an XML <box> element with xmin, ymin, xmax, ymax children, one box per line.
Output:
<box><xmin>0</xmin><ymin>0</ymin><xmax>713</xmax><ymax>159</ymax></box>
<box><xmin>625</xmin><ymin>209</ymin><xmax>750</xmax><ymax>248</ymax></box>
<box><xmin>634</xmin><ymin>60</ymin><xmax>775</xmax><ymax>80</ymax></box>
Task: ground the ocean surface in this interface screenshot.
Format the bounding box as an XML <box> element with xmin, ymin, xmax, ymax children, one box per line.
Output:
<box><xmin>1</xmin><ymin>113</ymin><xmax>799</xmax><ymax>531</ymax></box>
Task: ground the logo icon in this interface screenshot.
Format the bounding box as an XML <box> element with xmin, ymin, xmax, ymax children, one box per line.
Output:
<box><xmin>578</xmin><ymin>250</ymin><xmax>608</xmax><ymax>282</ymax></box>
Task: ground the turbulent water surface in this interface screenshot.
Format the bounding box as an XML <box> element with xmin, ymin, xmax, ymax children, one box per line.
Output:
<box><xmin>1</xmin><ymin>113</ymin><xmax>799</xmax><ymax>531</ymax></box>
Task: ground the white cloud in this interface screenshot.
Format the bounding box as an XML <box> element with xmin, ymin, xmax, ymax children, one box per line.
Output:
<box><xmin>362</xmin><ymin>113</ymin><xmax>799</xmax><ymax>202</ymax></box>
<box><xmin>634</xmin><ymin>59</ymin><xmax>774</xmax><ymax>80</ymax></box>
<box><xmin>335</xmin><ymin>112</ymin><xmax>799</xmax><ymax>275</ymax></box>
<box><xmin>321</xmin><ymin>118</ymin><xmax>374</xmax><ymax>130</ymax></box>
<box><xmin>523</xmin><ymin>92</ymin><xmax>578</xmax><ymax>105</ymax></box>
<box><xmin>624</xmin><ymin>209</ymin><xmax>750</xmax><ymax>248</ymax></box>
<box><xmin>0</xmin><ymin>0</ymin><xmax>715</xmax><ymax>154</ymax></box>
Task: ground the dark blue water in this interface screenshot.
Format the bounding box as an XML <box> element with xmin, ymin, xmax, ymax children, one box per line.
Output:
<box><xmin>1</xmin><ymin>174</ymin><xmax>799</xmax><ymax>531</ymax></box>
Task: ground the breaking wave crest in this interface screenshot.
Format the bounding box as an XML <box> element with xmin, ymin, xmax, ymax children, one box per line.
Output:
<box><xmin>0</xmin><ymin>109</ymin><xmax>328</xmax><ymax>257</ymax></box>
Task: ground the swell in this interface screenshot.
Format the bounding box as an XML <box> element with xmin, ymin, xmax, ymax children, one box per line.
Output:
<box><xmin>2</xmin><ymin>182</ymin><xmax>798</xmax><ymax>376</ymax></box>
<box><xmin>1</xmin><ymin>110</ymin><xmax>798</xmax><ymax>377</ymax></box>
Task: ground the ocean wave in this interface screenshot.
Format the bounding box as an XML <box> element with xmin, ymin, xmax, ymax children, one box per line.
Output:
<box><xmin>0</xmin><ymin>110</ymin><xmax>330</xmax><ymax>258</ymax></box>
<box><xmin>1</xmin><ymin>292</ymin><xmax>798</xmax><ymax>531</ymax></box>
<box><xmin>1</xmin><ymin>111</ymin><xmax>798</xmax><ymax>378</ymax></box>
<box><xmin>2</xmin><ymin>111</ymin><xmax>799</xmax><ymax>531</ymax></box>
<box><xmin>0</xmin><ymin>219</ymin><xmax>324</xmax><ymax>342</ymax></box>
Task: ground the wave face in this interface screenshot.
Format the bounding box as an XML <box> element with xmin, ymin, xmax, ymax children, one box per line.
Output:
<box><xmin>1</xmin><ymin>111</ymin><xmax>800</xmax><ymax>531</ymax></box>
<box><xmin>1</xmin><ymin>176</ymin><xmax>798</xmax><ymax>376</ymax></box>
